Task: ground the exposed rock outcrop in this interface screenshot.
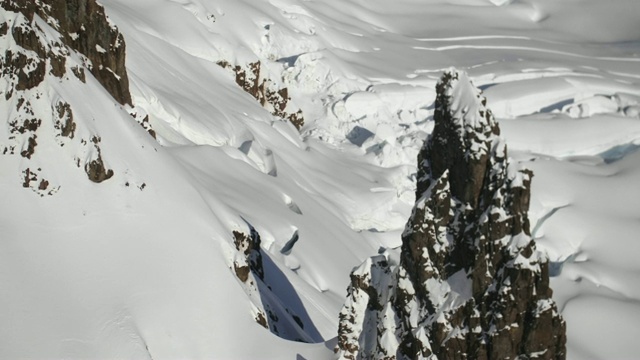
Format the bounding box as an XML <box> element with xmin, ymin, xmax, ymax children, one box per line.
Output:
<box><xmin>336</xmin><ymin>70</ymin><xmax>566</xmax><ymax>360</ymax></box>
<box><xmin>1</xmin><ymin>0</ymin><xmax>137</xmax><ymax>189</ymax></box>
<box><xmin>2</xmin><ymin>0</ymin><xmax>131</xmax><ymax>105</ymax></box>
<box><xmin>232</xmin><ymin>229</ymin><xmax>265</xmax><ymax>283</ymax></box>
<box><xmin>84</xmin><ymin>136</ymin><xmax>113</xmax><ymax>183</ymax></box>
<box><xmin>218</xmin><ymin>60</ymin><xmax>305</xmax><ymax>130</ymax></box>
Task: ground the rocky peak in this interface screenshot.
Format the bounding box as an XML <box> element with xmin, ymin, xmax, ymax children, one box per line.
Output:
<box><xmin>336</xmin><ymin>69</ymin><xmax>566</xmax><ymax>360</ymax></box>
<box><xmin>420</xmin><ymin>70</ymin><xmax>499</xmax><ymax>206</ymax></box>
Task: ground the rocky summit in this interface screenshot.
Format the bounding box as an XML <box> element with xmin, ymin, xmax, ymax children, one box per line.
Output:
<box><xmin>336</xmin><ymin>70</ymin><xmax>566</xmax><ymax>360</ymax></box>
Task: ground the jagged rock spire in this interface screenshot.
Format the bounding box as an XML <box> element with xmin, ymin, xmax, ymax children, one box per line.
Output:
<box><xmin>419</xmin><ymin>70</ymin><xmax>500</xmax><ymax>205</ymax></box>
<box><xmin>336</xmin><ymin>69</ymin><xmax>566</xmax><ymax>360</ymax></box>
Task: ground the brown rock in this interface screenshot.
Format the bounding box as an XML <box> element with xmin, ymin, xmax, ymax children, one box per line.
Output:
<box><xmin>336</xmin><ymin>70</ymin><xmax>566</xmax><ymax>360</ymax></box>
<box><xmin>218</xmin><ymin>60</ymin><xmax>305</xmax><ymax>130</ymax></box>
<box><xmin>3</xmin><ymin>0</ymin><xmax>132</xmax><ymax>104</ymax></box>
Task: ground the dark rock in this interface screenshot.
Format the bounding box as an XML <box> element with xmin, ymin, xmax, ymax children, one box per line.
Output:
<box><xmin>20</xmin><ymin>135</ymin><xmax>37</xmax><ymax>159</ymax></box>
<box><xmin>2</xmin><ymin>0</ymin><xmax>137</xmax><ymax>190</ymax></box>
<box><xmin>54</xmin><ymin>101</ymin><xmax>76</xmax><ymax>138</ymax></box>
<box><xmin>336</xmin><ymin>69</ymin><xmax>566</xmax><ymax>360</ymax></box>
<box><xmin>286</xmin><ymin>109</ymin><xmax>304</xmax><ymax>130</ymax></box>
<box><xmin>10</xmin><ymin>118</ymin><xmax>41</xmax><ymax>134</ymax></box>
<box><xmin>38</xmin><ymin>178</ymin><xmax>49</xmax><ymax>190</ymax></box>
<box><xmin>12</xmin><ymin>51</ymin><xmax>46</xmax><ymax>91</ymax></box>
<box><xmin>129</xmin><ymin>112</ymin><xmax>156</xmax><ymax>139</ymax></box>
<box><xmin>22</xmin><ymin>168</ymin><xmax>34</xmax><ymax>188</ymax></box>
<box><xmin>85</xmin><ymin>154</ymin><xmax>113</xmax><ymax>183</ymax></box>
<box><xmin>255</xmin><ymin>311</ymin><xmax>268</xmax><ymax>328</ymax></box>
<box><xmin>84</xmin><ymin>137</ymin><xmax>114</xmax><ymax>183</ymax></box>
<box><xmin>57</xmin><ymin>0</ymin><xmax>133</xmax><ymax>105</ymax></box>
<box><xmin>234</xmin><ymin>263</ymin><xmax>251</xmax><ymax>283</ymax></box>
<box><xmin>218</xmin><ymin>60</ymin><xmax>305</xmax><ymax>130</ymax></box>
<box><xmin>3</xmin><ymin>0</ymin><xmax>132</xmax><ymax>104</ymax></box>
<box><xmin>71</xmin><ymin>65</ymin><xmax>85</xmax><ymax>82</ymax></box>
<box><xmin>232</xmin><ymin>229</ymin><xmax>265</xmax><ymax>282</ymax></box>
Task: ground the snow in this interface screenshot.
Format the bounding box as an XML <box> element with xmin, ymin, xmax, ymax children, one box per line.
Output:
<box><xmin>2</xmin><ymin>0</ymin><xmax>640</xmax><ymax>358</ymax></box>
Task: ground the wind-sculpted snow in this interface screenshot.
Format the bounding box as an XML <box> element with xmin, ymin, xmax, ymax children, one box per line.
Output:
<box><xmin>336</xmin><ymin>70</ymin><xmax>566</xmax><ymax>359</ymax></box>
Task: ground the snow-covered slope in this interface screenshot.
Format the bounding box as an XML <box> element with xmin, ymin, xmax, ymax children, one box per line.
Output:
<box><xmin>2</xmin><ymin>0</ymin><xmax>639</xmax><ymax>358</ymax></box>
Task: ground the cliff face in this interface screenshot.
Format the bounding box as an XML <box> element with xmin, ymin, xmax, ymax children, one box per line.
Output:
<box><xmin>2</xmin><ymin>0</ymin><xmax>131</xmax><ymax>105</ymax></box>
<box><xmin>1</xmin><ymin>0</ymin><xmax>141</xmax><ymax>191</ymax></box>
<box><xmin>336</xmin><ymin>70</ymin><xmax>566</xmax><ymax>360</ymax></box>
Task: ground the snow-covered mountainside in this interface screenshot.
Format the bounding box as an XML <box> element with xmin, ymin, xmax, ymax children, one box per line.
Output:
<box><xmin>1</xmin><ymin>0</ymin><xmax>639</xmax><ymax>359</ymax></box>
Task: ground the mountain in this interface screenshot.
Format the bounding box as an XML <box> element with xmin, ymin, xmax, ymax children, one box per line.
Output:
<box><xmin>336</xmin><ymin>70</ymin><xmax>565</xmax><ymax>359</ymax></box>
<box><xmin>0</xmin><ymin>1</ymin><xmax>383</xmax><ymax>357</ymax></box>
<box><xmin>1</xmin><ymin>0</ymin><xmax>132</xmax><ymax>188</ymax></box>
<box><xmin>2</xmin><ymin>0</ymin><xmax>640</xmax><ymax>359</ymax></box>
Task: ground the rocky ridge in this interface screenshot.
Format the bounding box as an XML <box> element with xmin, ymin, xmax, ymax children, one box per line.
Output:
<box><xmin>0</xmin><ymin>0</ymin><xmax>152</xmax><ymax>193</ymax></box>
<box><xmin>1</xmin><ymin>0</ymin><xmax>131</xmax><ymax>105</ymax></box>
<box><xmin>336</xmin><ymin>70</ymin><xmax>566</xmax><ymax>359</ymax></box>
<box><xmin>217</xmin><ymin>60</ymin><xmax>305</xmax><ymax>130</ymax></box>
